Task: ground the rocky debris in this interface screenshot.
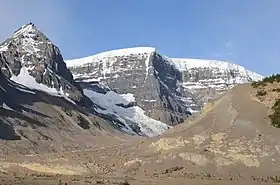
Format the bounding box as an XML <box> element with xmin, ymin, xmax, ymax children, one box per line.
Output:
<box><xmin>161</xmin><ymin>166</ymin><xmax>184</xmax><ymax>174</ymax></box>
<box><xmin>132</xmin><ymin>84</ymin><xmax>280</xmax><ymax>178</ymax></box>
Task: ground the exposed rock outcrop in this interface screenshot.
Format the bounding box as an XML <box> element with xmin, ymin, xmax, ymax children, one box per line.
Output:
<box><xmin>0</xmin><ymin>23</ymin><xmax>90</xmax><ymax>105</ymax></box>
<box><xmin>67</xmin><ymin>48</ymin><xmax>195</xmax><ymax>126</ymax></box>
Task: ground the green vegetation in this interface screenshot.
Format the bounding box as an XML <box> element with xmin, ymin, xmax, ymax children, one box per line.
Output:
<box><xmin>272</xmin><ymin>88</ymin><xmax>280</xmax><ymax>92</ymax></box>
<box><xmin>269</xmin><ymin>99</ymin><xmax>280</xmax><ymax>128</ymax></box>
<box><xmin>256</xmin><ymin>90</ymin><xmax>267</xmax><ymax>96</ymax></box>
<box><xmin>252</xmin><ymin>74</ymin><xmax>280</xmax><ymax>88</ymax></box>
<box><xmin>252</xmin><ymin>74</ymin><xmax>280</xmax><ymax>128</ymax></box>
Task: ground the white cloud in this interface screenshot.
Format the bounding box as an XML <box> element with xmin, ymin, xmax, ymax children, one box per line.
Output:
<box><xmin>0</xmin><ymin>0</ymin><xmax>70</xmax><ymax>44</ymax></box>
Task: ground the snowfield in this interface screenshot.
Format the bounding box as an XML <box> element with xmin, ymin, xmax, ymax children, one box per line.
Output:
<box><xmin>10</xmin><ymin>67</ymin><xmax>76</xmax><ymax>104</ymax></box>
<box><xmin>83</xmin><ymin>88</ymin><xmax>170</xmax><ymax>137</ymax></box>
<box><xmin>172</xmin><ymin>58</ymin><xmax>263</xmax><ymax>82</ymax></box>
<box><xmin>66</xmin><ymin>47</ymin><xmax>156</xmax><ymax>68</ymax></box>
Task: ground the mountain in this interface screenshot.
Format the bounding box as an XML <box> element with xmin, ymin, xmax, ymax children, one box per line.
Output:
<box><xmin>66</xmin><ymin>47</ymin><xmax>195</xmax><ymax>126</ymax></box>
<box><xmin>0</xmin><ymin>23</ymin><xmax>92</xmax><ymax>106</ymax></box>
<box><xmin>172</xmin><ymin>58</ymin><xmax>263</xmax><ymax>105</ymax></box>
<box><xmin>0</xmin><ymin>69</ymin><xmax>133</xmax><ymax>154</ymax></box>
<box><xmin>0</xmin><ymin>23</ymin><xmax>174</xmax><ymax>142</ymax></box>
<box><xmin>0</xmin><ymin>23</ymin><xmax>151</xmax><ymax>153</ymax></box>
<box><xmin>0</xmin><ymin>23</ymin><xmax>279</xmax><ymax>185</ymax></box>
<box><xmin>125</xmin><ymin>84</ymin><xmax>280</xmax><ymax>182</ymax></box>
<box><xmin>66</xmin><ymin>47</ymin><xmax>263</xmax><ymax>118</ymax></box>
<box><xmin>4</xmin><ymin>83</ymin><xmax>280</xmax><ymax>185</ymax></box>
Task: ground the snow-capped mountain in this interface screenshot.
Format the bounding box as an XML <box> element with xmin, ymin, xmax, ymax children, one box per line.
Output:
<box><xmin>67</xmin><ymin>47</ymin><xmax>194</xmax><ymax>126</ymax></box>
<box><xmin>172</xmin><ymin>58</ymin><xmax>263</xmax><ymax>104</ymax></box>
<box><xmin>0</xmin><ymin>23</ymin><xmax>171</xmax><ymax>137</ymax></box>
<box><xmin>0</xmin><ymin>23</ymin><xmax>95</xmax><ymax>106</ymax></box>
<box><xmin>66</xmin><ymin>47</ymin><xmax>263</xmax><ymax>110</ymax></box>
<box><xmin>0</xmin><ymin>23</ymin><xmax>264</xmax><ymax>140</ymax></box>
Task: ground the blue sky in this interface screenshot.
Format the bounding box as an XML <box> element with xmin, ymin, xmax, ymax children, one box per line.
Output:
<box><xmin>0</xmin><ymin>0</ymin><xmax>280</xmax><ymax>76</ymax></box>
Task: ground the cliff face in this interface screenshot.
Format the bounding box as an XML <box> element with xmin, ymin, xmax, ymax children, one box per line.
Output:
<box><xmin>67</xmin><ymin>47</ymin><xmax>194</xmax><ymax>126</ymax></box>
<box><xmin>172</xmin><ymin>58</ymin><xmax>263</xmax><ymax>105</ymax></box>
<box><xmin>67</xmin><ymin>48</ymin><xmax>264</xmax><ymax>125</ymax></box>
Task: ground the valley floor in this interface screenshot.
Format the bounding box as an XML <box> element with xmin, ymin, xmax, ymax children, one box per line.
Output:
<box><xmin>0</xmin><ymin>84</ymin><xmax>280</xmax><ymax>185</ymax></box>
<box><xmin>0</xmin><ymin>146</ymin><xmax>278</xmax><ymax>185</ymax></box>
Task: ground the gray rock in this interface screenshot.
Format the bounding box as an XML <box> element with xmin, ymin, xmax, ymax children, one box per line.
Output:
<box><xmin>67</xmin><ymin>48</ymin><xmax>195</xmax><ymax>126</ymax></box>
<box><xmin>0</xmin><ymin>23</ymin><xmax>89</xmax><ymax>105</ymax></box>
<box><xmin>172</xmin><ymin>58</ymin><xmax>263</xmax><ymax>106</ymax></box>
<box><xmin>0</xmin><ymin>23</ymin><xmax>150</xmax><ymax>140</ymax></box>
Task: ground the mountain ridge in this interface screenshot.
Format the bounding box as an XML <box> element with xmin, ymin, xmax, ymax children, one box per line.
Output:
<box><xmin>65</xmin><ymin>47</ymin><xmax>263</xmax><ymax>80</ymax></box>
<box><xmin>67</xmin><ymin>47</ymin><xmax>195</xmax><ymax>126</ymax></box>
<box><xmin>0</xmin><ymin>23</ymin><xmax>176</xmax><ymax>138</ymax></box>
<box><xmin>66</xmin><ymin>47</ymin><xmax>263</xmax><ymax>109</ymax></box>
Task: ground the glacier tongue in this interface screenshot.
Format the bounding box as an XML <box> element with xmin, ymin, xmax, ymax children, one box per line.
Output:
<box><xmin>83</xmin><ymin>87</ymin><xmax>170</xmax><ymax>137</ymax></box>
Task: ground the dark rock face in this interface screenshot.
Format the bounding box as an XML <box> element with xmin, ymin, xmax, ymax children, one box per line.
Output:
<box><xmin>0</xmin><ymin>23</ymin><xmax>87</xmax><ymax>104</ymax></box>
<box><xmin>67</xmin><ymin>48</ymin><xmax>196</xmax><ymax>126</ymax></box>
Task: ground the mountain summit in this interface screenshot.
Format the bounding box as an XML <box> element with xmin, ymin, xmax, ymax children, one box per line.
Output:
<box><xmin>0</xmin><ymin>23</ymin><xmax>88</xmax><ymax>104</ymax></box>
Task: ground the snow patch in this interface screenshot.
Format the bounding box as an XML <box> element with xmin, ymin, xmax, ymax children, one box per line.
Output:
<box><xmin>144</xmin><ymin>100</ymin><xmax>157</xmax><ymax>102</ymax></box>
<box><xmin>144</xmin><ymin>52</ymin><xmax>153</xmax><ymax>81</ymax></box>
<box><xmin>0</xmin><ymin>44</ymin><xmax>8</xmax><ymax>52</ymax></box>
<box><xmin>1</xmin><ymin>103</ymin><xmax>14</xmax><ymax>111</ymax></box>
<box><xmin>66</xmin><ymin>47</ymin><xmax>155</xmax><ymax>67</ymax></box>
<box><xmin>13</xmin><ymin>24</ymin><xmax>37</xmax><ymax>38</ymax></box>
<box><xmin>10</xmin><ymin>67</ymin><xmax>75</xmax><ymax>104</ymax></box>
<box><xmin>172</xmin><ymin>58</ymin><xmax>263</xmax><ymax>81</ymax></box>
<box><xmin>83</xmin><ymin>89</ymin><xmax>169</xmax><ymax>137</ymax></box>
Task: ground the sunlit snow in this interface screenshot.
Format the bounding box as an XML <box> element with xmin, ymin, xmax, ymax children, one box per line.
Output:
<box><xmin>83</xmin><ymin>89</ymin><xmax>170</xmax><ymax>137</ymax></box>
<box><xmin>10</xmin><ymin>67</ymin><xmax>75</xmax><ymax>104</ymax></box>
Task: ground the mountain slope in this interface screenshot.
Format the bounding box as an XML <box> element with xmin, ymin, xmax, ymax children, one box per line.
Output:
<box><xmin>3</xmin><ymin>84</ymin><xmax>279</xmax><ymax>184</ymax></box>
<box><xmin>80</xmin><ymin>82</ymin><xmax>170</xmax><ymax>137</ymax></box>
<box><xmin>0</xmin><ymin>70</ymin><xmax>134</xmax><ymax>154</ymax></box>
<box><xmin>66</xmin><ymin>48</ymin><xmax>263</xmax><ymax>112</ymax></box>
<box><xmin>125</xmin><ymin>84</ymin><xmax>280</xmax><ymax>181</ymax></box>
<box><xmin>66</xmin><ymin>47</ymin><xmax>195</xmax><ymax>126</ymax></box>
<box><xmin>0</xmin><ymin>24</ymin><xmax>157</xmax><ymax>154</ymax></box>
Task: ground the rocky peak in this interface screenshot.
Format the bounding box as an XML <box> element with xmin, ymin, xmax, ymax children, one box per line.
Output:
<box><xmin>0</xmin><ymin>23</ymin><xmax>86</xmax><ymax>104</ymax></box>
<box><xmin>12</xmin><ymin>23</ymin><xmax>42</xmax><ymax>39</ymax></box>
